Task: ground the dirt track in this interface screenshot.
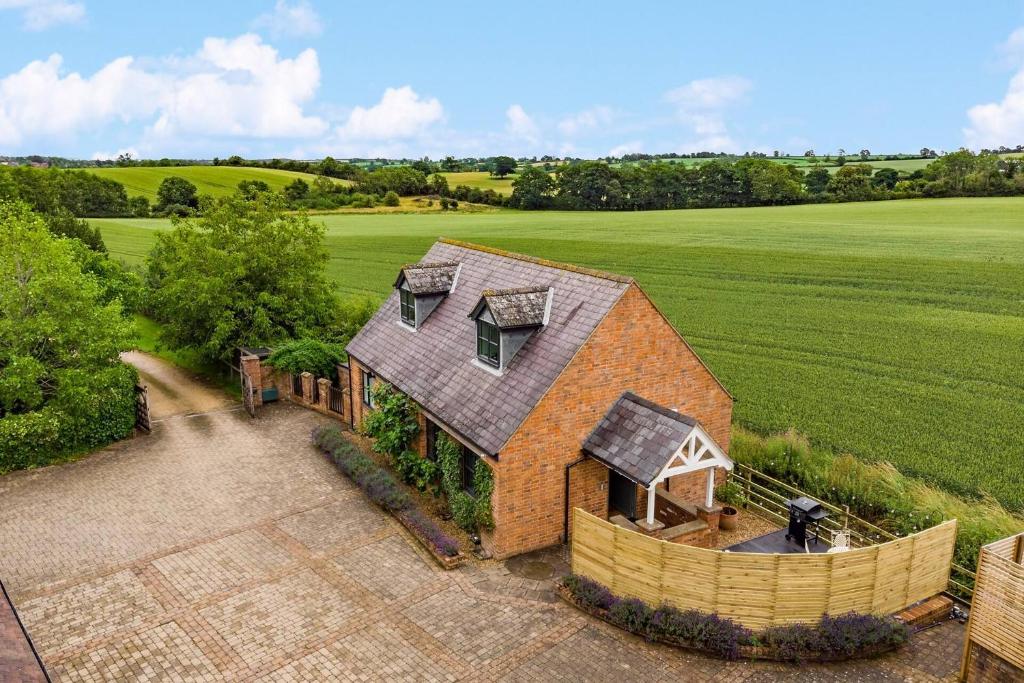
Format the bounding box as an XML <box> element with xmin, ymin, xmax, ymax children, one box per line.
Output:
<box><xmin>121</xmin><ymin>351</ymin><xmax>235</xmax><ymax>419</ymax></box>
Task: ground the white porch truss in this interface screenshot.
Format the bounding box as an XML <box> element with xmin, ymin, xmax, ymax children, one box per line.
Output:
<box><xmin>643</xmin><ymin>425</ymin><xmax>733</xmax><ymax>525</ymax></box>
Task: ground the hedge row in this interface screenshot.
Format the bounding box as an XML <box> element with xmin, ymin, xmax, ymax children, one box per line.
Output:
<box><xmin>312</xmin><ymin>425</ymin><xmax>459</xmax><ymax>557</ymax></box>
<box><xmin>0</xmin><ymin>363</ymin><xmax>137</xmax><ymax>472</ymax></box>
<box><xmin>562</xmin><ymin>574</ymin><xmax>910</xmax><ymax>663</ymax></box>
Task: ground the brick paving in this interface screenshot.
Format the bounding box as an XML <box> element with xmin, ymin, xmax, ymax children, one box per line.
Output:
<box><xmin>0</xmin><ymin>384</ymin><xmax>966</xmax><ymax>681</ymax></box>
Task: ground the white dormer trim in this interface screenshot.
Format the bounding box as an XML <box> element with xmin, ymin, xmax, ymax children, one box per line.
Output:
<box><xmin>542</xmin><ymin>287</ymin><xmax>554</xmax><ymax>326</ymax></box>
<box><xmin>450</xmin><ymin>262</ymin><xmax>463</xmax><ymax>293</ymax></box>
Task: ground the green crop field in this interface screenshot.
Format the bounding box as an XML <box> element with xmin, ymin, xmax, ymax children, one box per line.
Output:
<box><xmin>440</xmin><ymin>171</ymin><xmax>517</xmax><ymax>195</ymax></box>
<box><xmin>87</xmin><ymin>165</ymin><xmax>346</xmax><ymax>202</ymax></box>
<box><xmin>94</xmin><ymin>197</ymin><xmax>1024</xmax><ymax>509</ymax></box>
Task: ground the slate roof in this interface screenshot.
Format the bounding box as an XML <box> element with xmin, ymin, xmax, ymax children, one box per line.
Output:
<box><xmin>395</xmin><ymin>262</ymin><xmax>459</xmax><ymax>295</ymax></box>
<box><xmin>581</xmin><ymin>391</ymin><xmax>698</xmax><ymax>485</ymax></box>
<box><xmin>346</xmin><ymin>239</ymin><xmax>633</xmax><ymax>455</ymax></box>
<box><xmin>472</xmin><ymin>287</ymin><xmax>550</xmax><ymax>329</ymax></box>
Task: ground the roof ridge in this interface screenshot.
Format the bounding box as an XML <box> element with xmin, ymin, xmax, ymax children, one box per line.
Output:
<box><xmin>402</xmin><ymin>260</ymin><xmax>460</xmax><ymax>270</ymax></box>
<box><xmin>620</xmin><ymin>390</ymin><xmax>698</xmax><ymax>426</ymax></box>
<box><xmin>438</xmin><ymin>238</ymin><xmax>633</xmax><ymax>284</ymax></box>
<box><xmin>483</xmin><ymin>286</ymin><xmax>550</xmax><ymax>297</ymax></box>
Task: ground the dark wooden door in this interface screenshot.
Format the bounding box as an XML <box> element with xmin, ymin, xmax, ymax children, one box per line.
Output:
<box><xmin>608</xmin><ymin>471</ymin><xmax>637</xmax><ymax>520</ymax></box>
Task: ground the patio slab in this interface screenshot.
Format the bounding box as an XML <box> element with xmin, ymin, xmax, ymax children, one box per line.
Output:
<box><xmin>726</xmin><ymin>528</ymin><xmax>831</xmax><ymax>554</ymax></box>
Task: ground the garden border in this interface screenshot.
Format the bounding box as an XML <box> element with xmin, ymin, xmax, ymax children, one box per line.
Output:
<box><xmin>557</xmin><ymin>584</ymin><xmax>904</xmax><ymax>663</ymax></box>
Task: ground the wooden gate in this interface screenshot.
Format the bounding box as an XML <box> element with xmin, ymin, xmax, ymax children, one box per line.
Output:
<box><xmin>242</xmin><ymin>370</ymin><xmax>257</xmax><ymax>418</ymax></box>
<box><xmin>329</xmin><ymin>385</ymin><xmax>345</xmax><ymax>415</ymax></box>
<box><xmin>134</xmin><ymin>384</ymin><xmax>151</xmax><ymax>432</ymax></box>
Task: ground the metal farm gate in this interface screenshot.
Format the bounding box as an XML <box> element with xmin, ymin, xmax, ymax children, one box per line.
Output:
<box><xmin>242</xmin><ymin>370</ymin><xmax>257</xmax><ymax>418</ymax></box>
<box><xmin>134</xmin><ymin>384</ymin><xmax>151</xmax><ymax>432</ymax></box>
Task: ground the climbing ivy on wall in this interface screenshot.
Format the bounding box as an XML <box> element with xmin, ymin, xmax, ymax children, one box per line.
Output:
<box><xmin>436</xmin><ymin>431</ymin><xmax>494</xmax><ymax>531</ymax></box>
<box><xmin>360</xmin><ymin>383</ymin><xmax>419</xmax><ymax>457</ymax></box>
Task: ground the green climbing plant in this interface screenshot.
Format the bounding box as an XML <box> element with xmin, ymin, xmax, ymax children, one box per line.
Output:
<box><xmin>359</xmin><ymin>383</ymin><xmax>438</xmax><ymax>490</ymax></box>
<box><xmin>436</xmin><ymin>431</ymin><xmax>494</xmax><ymax>531</ymax></box>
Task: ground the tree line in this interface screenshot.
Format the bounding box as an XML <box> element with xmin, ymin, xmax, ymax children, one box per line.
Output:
<box><xmin>506</xmin><ymin>150</ymin><xmax>1024</xmax><ymax>210</ymax></box>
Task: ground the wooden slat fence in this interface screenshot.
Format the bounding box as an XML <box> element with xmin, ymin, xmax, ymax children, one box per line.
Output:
<box><xmin>730</xmin><ymin>463</ymin><xmax>977</xmax><ymax>600</ymax></box>
<box><xmin>571</xmin><ymin>509</ymin><xmax>957</xmax><ymax>629</ymax></box>
<box><xmin>961</xmin><ymin>533</ymin><xmax>1024</xmax><ymax>680</ymax></box>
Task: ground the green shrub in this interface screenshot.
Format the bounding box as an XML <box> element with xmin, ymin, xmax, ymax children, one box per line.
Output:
<box><xmin>0</xmin><ymin>362</ymin><xmax>137</xmax><ymax>472</ymax></box>
<box><xmin>395</xmin><ymin>449</ymin><xmax>440</xmax><ymax>494</ymax></box>
<box><xmin>360</xmin><ymin>383</ymin><xmax>420</xmax><ymax>461</ymax></box>
<box><xmin>383</xmin><ymin>191</ymin><xmax>400</xmax><ymax>207</ymax></box>
<box><xmin>265</xmin><ymin>338</ymin><xmax>345</xmax><ymax>381</ymax></box>
<box><xmin>436</xmin><ymin>432</ymin><xmax>493</xmax><ymax>531</ymax></box>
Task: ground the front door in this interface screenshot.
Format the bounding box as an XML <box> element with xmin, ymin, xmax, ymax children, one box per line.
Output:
<box><xmin>608</xmin><ymin>471</ymin><xmax>637</xmax><ymax>520</ymax></box>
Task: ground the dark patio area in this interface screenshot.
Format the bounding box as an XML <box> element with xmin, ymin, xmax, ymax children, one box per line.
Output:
<box><xmin>726</xmin><ymin>528</ymin><xmax>831</xmax><ymax>554</ymax></box>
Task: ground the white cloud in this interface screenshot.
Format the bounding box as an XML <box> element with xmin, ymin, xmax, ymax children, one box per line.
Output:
<box><xmin>665</xmin><ymin>76</ymin><xmax>751</xmax><ymax>111</ymax></box>
<box><xmin>965</xmin><ymin>70</ymin><xmax>1024</xmax><ymax>149</ymax></box>
<box><xmin>0</xmin><ymin>34</ymin><xmax>327</xmax><ymax>149</ymax></box>
<box><xmin>608</xmin><ymin>141</ymin><xmax>643</xmax><ymax>157</ymax></box>
<box><xmin>965</xmin><ymin>28</ymin><xmax>1024</xmax><ymax>149</ymax></box>
<box><xmin>91</xmin><ymin>146</ymin><xmax>139</xmax><ymax>161</ymax></box>
<box><xmin>252</xmin><ymin>0</ymin><xmax>323</xmax><ymax>39</ymax></box>
<box><xmin>505</xmin><ymin>104</ymin><xmax>539</xmax><ymax>143</ymax></box>
<box><xmin>0</xmin><ymin>0</ymin><xmax>84</xmax><ymax>30</ymax></box>
<box><xmin>336</xmin><ymin>86</ymin><xmax>443</xmax><ymax>141</ymax></box>
<box><xmin>557</xmin><ymin>106</ymin><xmax>613</xmax><ymax>136</ymax></box>
<box><xmin>664</xmin><ymin>76</ymin><xmax>752</xmax><ymax>153</ymax></box>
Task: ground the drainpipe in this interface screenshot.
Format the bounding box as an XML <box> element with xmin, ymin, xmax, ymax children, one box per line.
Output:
<box><xmin>563</xmin><ymin>455</ymin><xmax>587</xmax><ymax>544</ymax></box>
<box><xmin>346</xmin><ymin>356</ymin><xmax>355</xmax><ymax>430</ymax></box>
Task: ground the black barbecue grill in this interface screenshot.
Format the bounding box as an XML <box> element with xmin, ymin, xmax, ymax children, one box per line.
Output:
<box><xmin>785</xmin><ymin>496</ymin><xmax>828</xmax><ymax>548</ymax></box>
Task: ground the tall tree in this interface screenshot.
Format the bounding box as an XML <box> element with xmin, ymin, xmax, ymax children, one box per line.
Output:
<box><xmin>509</xmin><ymin>167</ymin><xmax>554</xmax><ymax>209</ymax></box>
<box><xmin>491</xmin><ymin>156</ymin><xmax>518</xmax><ymax>178</ymax></box>
<box><xmin>155</xmin><ymin>176</ymin><xmax>199</xmax><ymax>214</ymax></box>
<box><xmin>146</xmin><ymin>194</ymin><xmax>338</xmax><ymax>361</ymax></box>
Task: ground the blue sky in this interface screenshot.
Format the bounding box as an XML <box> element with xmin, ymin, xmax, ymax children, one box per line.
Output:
<box><xmin>1</xmin><ymin>1</ymin><xmax>1023</xmax><ymax>159</ymax></box>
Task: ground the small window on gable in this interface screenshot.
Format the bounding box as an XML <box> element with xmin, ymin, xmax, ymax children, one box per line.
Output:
<box><xmin>399</xmin><ymin>284</ymin><xmax>415</xmax><ymax>326</ymax></box>
<box><xmin>361</xmin><ymin>369</ymin><xmax>375</xmax><ymax>407</ymax></box>
<box><xmin>476</xmin><ymin>318</ymin><xmax>500</xmax><ymax>367</ymax></box>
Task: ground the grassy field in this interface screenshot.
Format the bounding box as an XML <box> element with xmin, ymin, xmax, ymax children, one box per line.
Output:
<box><xmin>440</xmin><ymin>171</ymin><xmax>517</xmax><ymax>195</ymax></box>
<box><xmin>87</xmin><ymin>166</ymin><xmax>345</xmax><ymax>201</ymax></box>
<box><xmin>95</xmin><ymin>197</ymin><xmax>1024</xmax><ymax>509</ymax></box>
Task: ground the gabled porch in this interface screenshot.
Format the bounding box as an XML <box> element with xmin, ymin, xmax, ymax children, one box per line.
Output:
<box><xmin>578</xmin><ymin>391</ymin><xmax>733</xmax><ymax>547</ymax></box>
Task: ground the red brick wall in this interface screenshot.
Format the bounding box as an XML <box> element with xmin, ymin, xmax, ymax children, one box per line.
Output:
<box><xmin>492</xmin><ymin>283</ymin><xmax>733</xmax><ymax>558</ymax></box>
<box><xmin>567</xmin><ymin>458</ymin><xmax>609</xmax><ymax>534</ymax></box>
<box><xmin>965</xmin><ymin>642</ymin><xmax>1024</xmax><ymax>682</ymax></box>
<box><xmin>350</xmin><ymin>359</ymin><xmax>371</xmax><ymax>428</ymax></box>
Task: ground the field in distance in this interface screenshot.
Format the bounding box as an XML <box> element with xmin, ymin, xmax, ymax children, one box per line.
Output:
<box><xmin>95</xmin><ymin>197</ymin><xmax>1024</xmax><ymax>509</ymax></box>
<box><xmin>87</xmin><ymin>165</ymin><xmax>350</xmax><ymax>202</ymax></box>
<box><xmin>440</xmin><ymin>171</ymin><xmax>516</xmax><ymax>195</ymax></box>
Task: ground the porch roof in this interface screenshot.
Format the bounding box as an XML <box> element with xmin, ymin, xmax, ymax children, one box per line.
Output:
<box><xmin>581</xmin><ymin>391</ymin><xmax>731</xmax><ymax>486</ymax></box>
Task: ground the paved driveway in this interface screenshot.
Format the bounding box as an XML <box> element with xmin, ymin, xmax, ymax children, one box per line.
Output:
<box><xmin>0</xmin><ymin>359</ymin><xmax>964</xmax><ymax>681</ymax></box>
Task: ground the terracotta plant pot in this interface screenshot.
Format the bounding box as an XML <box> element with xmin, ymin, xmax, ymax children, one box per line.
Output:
<box><xmin>719</xmin><ymin>505</ymin><xmax>739</xmax><ymax>531</ymax></box>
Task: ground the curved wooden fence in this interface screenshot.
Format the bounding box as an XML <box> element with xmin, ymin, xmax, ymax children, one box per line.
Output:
<box><xmin>571</xmin><ymin>509</ymin><xmax>957</xmax><ymax>629</ymax></box>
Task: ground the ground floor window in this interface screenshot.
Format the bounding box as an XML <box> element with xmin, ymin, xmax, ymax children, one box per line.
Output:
<box><xmin>361</xmin><ymin>368</ymin><xmax>375</xmax><ymax>407</ymax></box>
<box><xmin>461</xmin><ymin>445</ymin><xmax>477</xmax><ymax>496</ymax></box>
<box><xmin>426</xmin><ymin>419</ymin><xmax>440</xmax><ymax>461</ymax></box>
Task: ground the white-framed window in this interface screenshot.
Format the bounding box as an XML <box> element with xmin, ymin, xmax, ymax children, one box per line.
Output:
<box><xmin>361</xmin><ymin>369</ymin><xmax>375</xmax><ymax>407</ymax></box>
<box><xmin>476</xmin><ymin>319</ymin><xmax>500</xmax><ymax>367</ymax></box>
<box><xmin>399</xmin><ymin>286</ymin><xmax>415</xmax><ymax>326</ymax></box>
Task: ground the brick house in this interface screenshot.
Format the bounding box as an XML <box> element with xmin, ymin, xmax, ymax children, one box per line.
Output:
<box><xmin>345</xmin><ymin>239</ymin><xmax>733</xmax><ymax>559</ymax></box>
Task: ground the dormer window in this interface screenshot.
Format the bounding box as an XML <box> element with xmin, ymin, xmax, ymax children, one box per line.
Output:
<box><xmin>393</xmin><ymin>261</ymin><xmax>460</xmax><ymax>329</ymax></box>
<box><xmin>469</xmin><ymin>287</ymin><xmax>553</xmax><ymax>372</ymax></box>
<box><xmin>399</xmin><ymin>283</ymin><xmax>415</xmax><ymax>326</ymax></box>
<box><xmin>476</xmin><ymin>317</ymin><xmax>500</xmax><ymax>366</ymax></box>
